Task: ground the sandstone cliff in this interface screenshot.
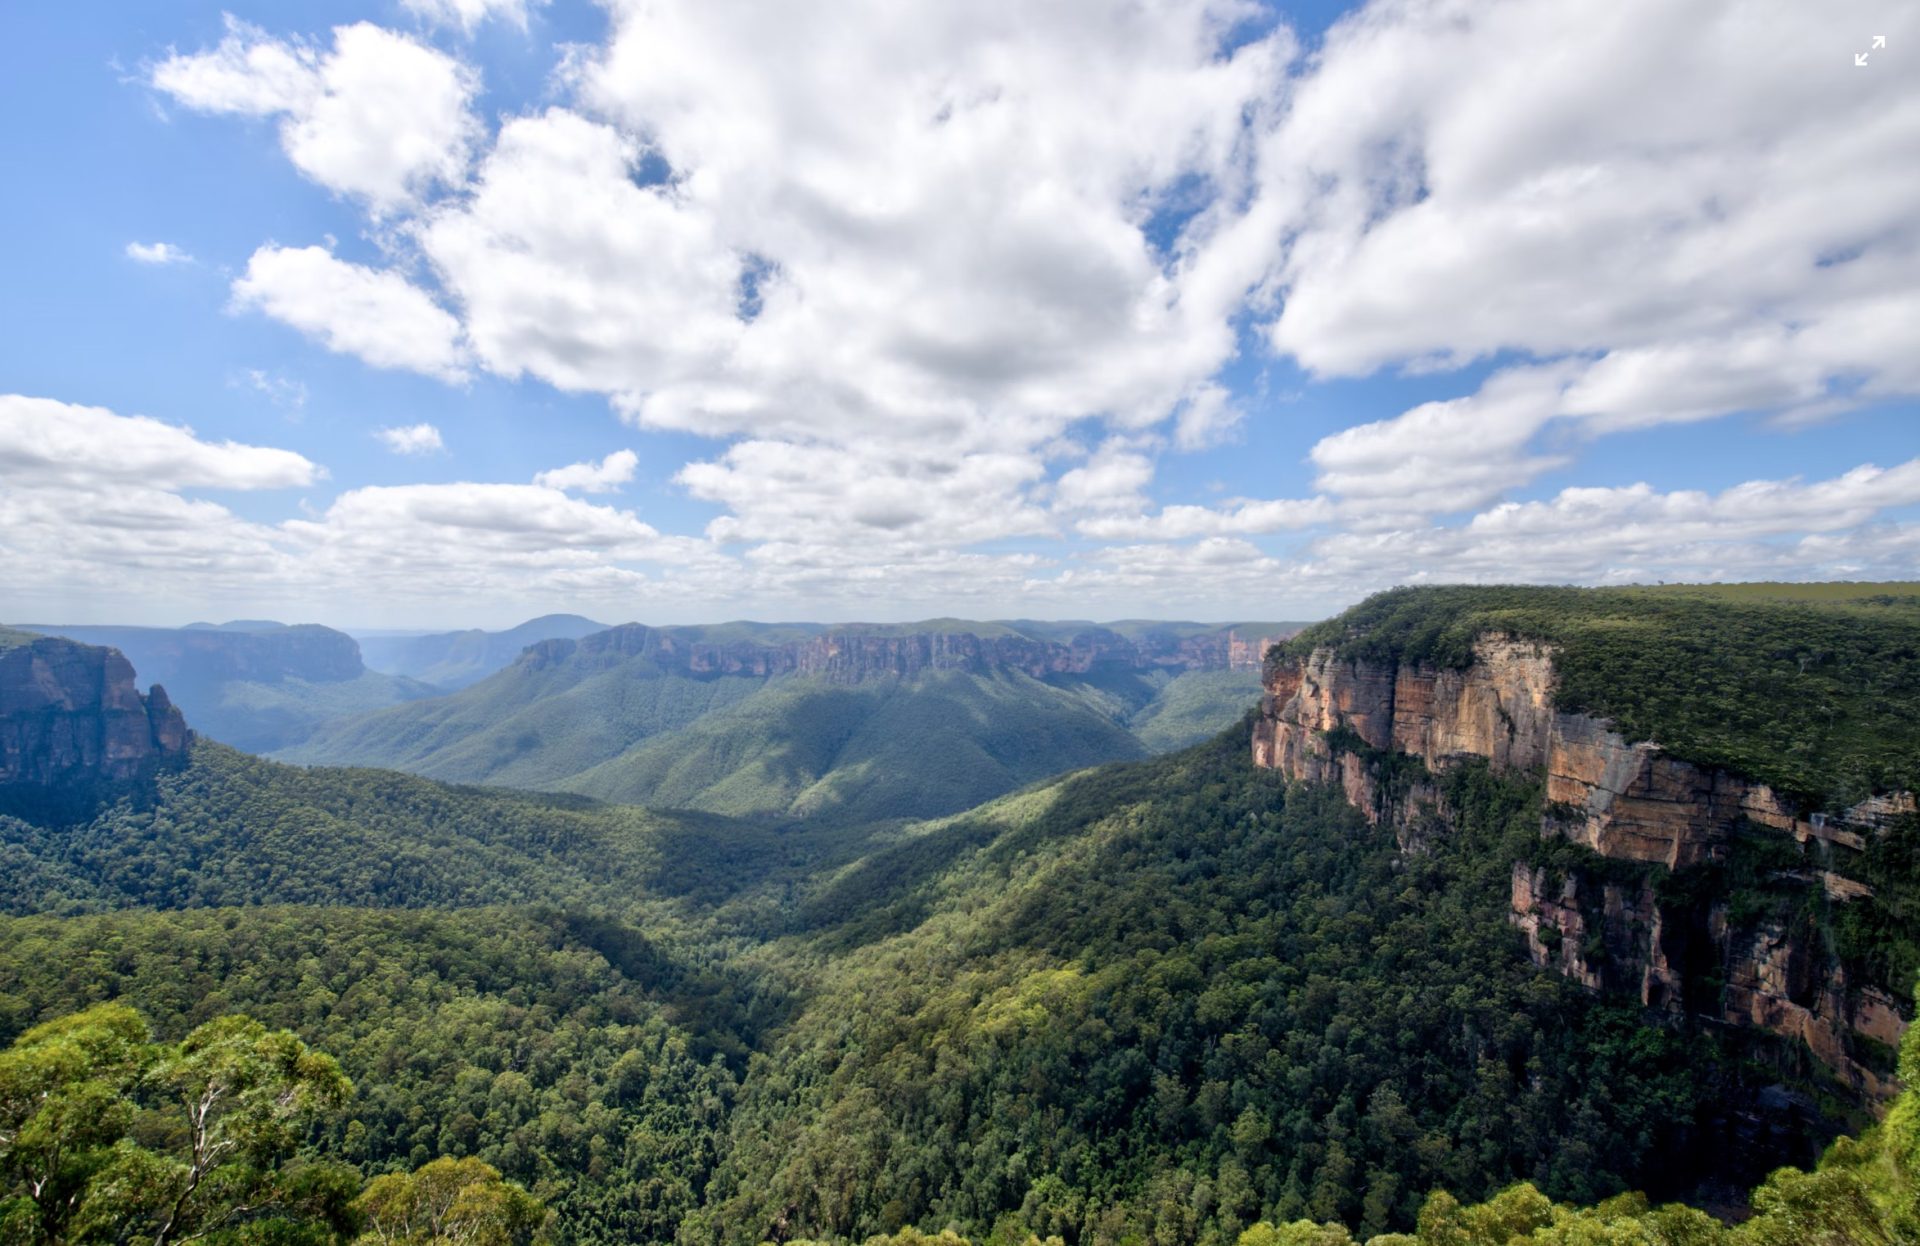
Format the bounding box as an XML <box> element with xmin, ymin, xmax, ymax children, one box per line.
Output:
<box><xmin>0</xmin><ymin>635</ymin><xmax>190</xmax><ymax>820</ymax></box>
<box><xmin>1254</xmin><ymin>634</ymin><xmax>1913</xmax><ymax>1099</ymax></box>
<box><xmin>519</xmin><ymin>623</ymin><xmax>1291</xmax><ymax>684</ymax></box>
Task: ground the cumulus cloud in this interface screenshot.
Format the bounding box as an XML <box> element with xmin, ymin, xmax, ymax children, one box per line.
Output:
<box><xmin>419</xmin><ymin>109</ymin><xmax>741</xmax><ymax>409</ymax></box>
<box><xmin>1307</xmin><ymin>364</ymin><xmax>1582</xmax><ymax>516</ymax></box>
<box><xmin>0</xmin><ymin>394</ymin><xmax>318</xmax><ymax>491</ymax></box>
<box><xmin>679</xmin><ymin>440</ymin><xmax>1052</xmax><ymax>549</ymax></box>
<box><xmin>374</xmin><ymin>423</ymin><xmax>445</xmax><ymax>455</ymax></box>
<box><xmin>556</xmin><ymin>0</ymin><xmax>1287</xmax><ymax>448</ymax></box>
<box><xmin>126</xmin><ymin>241</ymin><xmax>192</xmax><ymax>265</ymax></box>
<box><xmin>400</xmin><ymin>0</ymin><xmax>543</xmax><ymax>33</ymax></box>
<box><xmin>151</xmin><ymin>18</ymin><xmax>478</xmax><ymax>212</ymax></box>
<box><xmin>1052</xmin><ymin>441</ymin><xmax>1157</xmax><ymax>514</ymax></box>
<box><xmin>72</xmin><ymin>0</ymin><xmax>1920</xmax><ymax>618</ymax></box>
<box><xmin>0</xmin><ymin>392</ymin><xmax>727</xmax><ymax>619</ymax></box>
<box><xmin>534</xmin><ymin>449</ymin><xmax>638</xmax><ymax>493</ymax></box>
<box><xmin>231</xmin><ymin>245</ymin><xmax>468</xmax><ymax>379</ymax></box>
<box><xmin>1077</xmin><ymin>496</ymin><xmax>1334</xmax><ymax>541</ymax></box>
<box><xmin>1305</xmin><ymin>462</ymin><xmax>1920</xmax><ymax>592</ymax></box>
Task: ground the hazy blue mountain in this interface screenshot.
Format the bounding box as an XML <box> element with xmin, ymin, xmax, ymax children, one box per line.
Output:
<box><xmin>354</xmin><ymin>612</ymin><xmax>610</xmax><ymax>689</ymax></box>
<box><xmin>15</xmin><ymin>621</ymin><xmax>436</xmax><ymax>752</ymax></box>
<box><xmin>283</xmin><ymin>619</ymin><xmax>1296</xmax><ymax>822</ymax></box>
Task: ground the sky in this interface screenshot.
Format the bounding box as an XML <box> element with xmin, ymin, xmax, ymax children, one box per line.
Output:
<box><xmin>1</xmin><ymin>0</ymin><xmax>1915</xmax><ymax>629</ymax></box>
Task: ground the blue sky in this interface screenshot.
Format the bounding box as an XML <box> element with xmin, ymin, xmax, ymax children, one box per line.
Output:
<box><xmin>1</xmin><ymin>0</ymin><xmax>1915</xmax><ymax>628</ymax></box>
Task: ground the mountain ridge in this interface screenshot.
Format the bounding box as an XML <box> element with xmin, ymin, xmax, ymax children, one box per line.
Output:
<box><xmin>284</xmin><ymin>618</ymin><xmax>1302</xmax><ymax>822</ymax></box>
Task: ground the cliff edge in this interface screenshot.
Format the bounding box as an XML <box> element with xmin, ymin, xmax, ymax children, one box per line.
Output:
<box><xmin>0</xmin><ymin>633</ymin><xmax>191</xmax><ymax>821</ymax></box>
<box><xmin>1253</xmin><ymin>592</ymin><xmax>1920</xmax><ymax>1102</ymax></box>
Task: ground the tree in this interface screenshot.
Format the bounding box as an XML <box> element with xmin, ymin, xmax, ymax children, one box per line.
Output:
<box><xmin>0</xmin><ymin>1005</ymin><xmax>152</xmax><ymax>1245</ymax></box>
<box><xmin>353</xmin><ymin>1157</ymin><xmax>545</xmax><ymax>1246</ymax></box>
<box><xmin>0</xmin><ymin>1006</ymin><xmax>355</xmax><ymax>1246</ymax></box>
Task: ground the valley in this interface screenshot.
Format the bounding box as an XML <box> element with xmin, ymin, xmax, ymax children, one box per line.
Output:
<box><xmin>3</xmin><ymin>584</ymin><xmax>1918</xmax><ymax>1244</ymax></box>
<box><xmin>282</xmin><ymin>619</ymin><xmax>1298</xmax><ymax>824</ymax></box>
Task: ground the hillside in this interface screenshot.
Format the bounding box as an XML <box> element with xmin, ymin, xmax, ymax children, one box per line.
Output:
<box><xmin>283</xmin><ymin>619</ymin><xmax>1294</xmax><ymax>823</ymax></box>
<box><xmin>0</xmin><ymin>727</ymin><xmax>1844</xmax><ymax>1244</ymax></box>
<box><xmin>15</xmin><ymin>621</ymin><xmax>437</xmax><ymax>752</ymax></box>
<box><xmin>4</xmin><ymin>596</ymin><xmax>1918</xmax><ymax>1244</ymax></box>
<box><xmin>355</xmin><ymin>613</ymin><xmax>611</xmax><ymax>689</ymax></box>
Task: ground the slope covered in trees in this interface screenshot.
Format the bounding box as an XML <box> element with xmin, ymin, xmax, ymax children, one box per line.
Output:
<box><xmin>3</xmin><ymin>584</ymin><xmax>1917</xmax><ymax>1243</ymax></box>
<box><xmin>284</xmin><ymin>621</ymin><xmax>1278</xmax><ymax>824</ymax></box>
<box><xmin>0</xmin><ymin>729</ymin><xmax>1858</xmax><ymax>1243</ymax></box>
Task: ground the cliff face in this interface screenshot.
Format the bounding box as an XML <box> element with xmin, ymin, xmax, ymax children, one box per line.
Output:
<box><xmin>521</xmin><ymin>624</ymin><xmax>1292</xmax><ymax>684</ymax></box>
<box><xmin>1254</xmin><ymin>635</ymin><xmax>1912</xmax><ymax>1099</ymax></box>
<box><xmin>0</xmin><ymin>636</ymin><xmax>190</xmax><ymax>820</ymax></box>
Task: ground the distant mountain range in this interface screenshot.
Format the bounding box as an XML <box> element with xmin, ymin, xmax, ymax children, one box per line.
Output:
<box><xmin>10</xmin><ymin>622</ymin><xmax>436</xmax><ymax>753</ymax></box>
<box><xmin>283</xmin><ymin>618</ymin><xmax>1301</xmax><ymax>824</ymax></box>
<box><xmin>354</xmin><ymin>613</ymin><xmax>610</xmax><ymax>689</ymax></box>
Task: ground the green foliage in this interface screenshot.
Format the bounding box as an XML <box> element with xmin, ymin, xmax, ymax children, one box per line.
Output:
<box><xmin>354</xmin><ymin>1156</ymin><xmax>545</xmax><ymax>1245</ymax></box>
<box><xmin>1129</xmin><ymin>670</ymin><xmax>1267</xmax><ymax>752</ymax></box>
<box><xmin>288</xmin><ymin>647</ymin><xmax>1269</xmax><ymax>825</ymax></box>
<box><xmin>5</xmin><ymin>622</ymin><xmax>1912</xmax><ymax>1246</ymax></box>
<box><xmin>0</xmin><ymin>1003</ymin><xmax>357</xmax><ymax>1246</ymax></box>
<box><xmin>561</xmin><ymin>670</ymin><xmax>1151</xmax><ymax>824</ymax></box>
<box><xmin>0</xmin><ymin>741</ymin><xmax>789</xmax><ymax>915</ymax></box>
<box><xmin>1283</xmin><ymin>585</ymin><xmax>1920</xmax><ymax>807</ymax></box>
<box><xmin>0</xmin><ymin>908</ymin><xmax>738</xmax><ymax>1241</ymax></box>
<box><xmin>683</xmin><ymin>733</ymin><xmax>1756</xmax><ymax>1246</ymax></box>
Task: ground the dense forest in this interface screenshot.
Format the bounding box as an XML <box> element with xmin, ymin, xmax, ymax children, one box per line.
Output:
<box><xmin>0</xmin><ymin>732</ymin><xmax>1867</xmax><ymax>1243</ymax></box>
<box><xmin>4</xmin><ymin>583</ymin><xmax>1919</xmax><ymax>1243</ymax></box>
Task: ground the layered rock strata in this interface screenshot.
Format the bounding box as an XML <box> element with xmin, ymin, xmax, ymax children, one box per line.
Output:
<box><xmin>522</xmin><ymin>624</ymin><xmax>1293</xmax><ymax>684</ymax></box>
<box><xmin>1253</xmin><ymin>634</ymin><xmax>1911</xmax><ymax>1098</ymax></box>
<box><xmin>0</xmin><ymin>636</ymin><xmax>190</xmax><ymax>818</ymax></box>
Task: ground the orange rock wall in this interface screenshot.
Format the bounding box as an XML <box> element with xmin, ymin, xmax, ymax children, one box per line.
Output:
<box><xmin>1254</xmin><ymin>635</ymin><xmax>1912</xmax><ymax>1099</ymax></box>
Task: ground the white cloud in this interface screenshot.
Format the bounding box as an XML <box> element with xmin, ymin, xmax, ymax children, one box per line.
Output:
<box><xmin>1304</xmin><ymin>462</ymin><xmax>1920</xmax><ymax>593</ymax></box>
<box><xmin>557</xmin><ymin>0</ymin><xmax>1288</xmax><ymax>449</ymax></box>
<box><xmin>1306</xmin><ymin>364</ymin><xmax>1582</xmax><ymax>516</ymax></box>
<box><xmin>419</xmin><ymin>109</ymin><xmax>741</xmax><ymax>409</ymax></box>
<box><xmin>375</xmin><ymin>423</ymin><xmax>445</xmax><ymax>455</ymax></box>
<box><xmin>151</xmin><ymin>18</ymin><xmax>478</xmax><ymax>212</ymax></box>
<box><xmin>1052</xmin><ymin>441</ymin><xmax>1157</xmax><ymax>514</ymax></box>
<box><xmin>82</xmin><ymin>0</ymin><xmax>1920</xmax><ymax>620</ymax></box>
<box><xmin>400</xmin><ymin>0</ymin><xmax>544</xmax><ymax>33</ymax></box>
<box><xmin>232</xmin><ymin>245</ymin><xmax>468</xmax><ymax>379</ymax></box>
<box><xmin>1250</xmin><ymin>0</ymin><xmax>1920</xmax><ymax>455</ymax></box>
<box><xmin>534</xmin><ymin>449</ymin><xmax>638</xmax><ymax>493</ymax></box>
<box><xmin>1171</xmin><ymin>384</ymin><xmax>1244</xmax><ymax>451</ymax></box>
<box><xmin>1077</xmin><ymin>496</ymin><xmax>1333</xmax><ymax>541</ymax></box>
<box><xmin>126</xmin><ymin>241</ymin><xmax>192</xmax><ymax>265</ymax></box>
<box><xmin>0</xmin><ymin>394</ymin><xmax>319</xmax><ymax>491</ymax></box>
<box><xmin>678</xmin><ymin>440</ymin><xmax>1052</xmax><ymax>548</ymax></box>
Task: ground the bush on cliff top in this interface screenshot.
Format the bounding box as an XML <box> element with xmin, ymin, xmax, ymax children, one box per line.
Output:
<box><xmin>1279</xmin><ymin>584</ymin><xmax>1920</xmax><ymax>809</ymax></box>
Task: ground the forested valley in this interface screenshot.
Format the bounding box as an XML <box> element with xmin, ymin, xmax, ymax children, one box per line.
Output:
<box><xmin>4</xmin><ymin>585</ymin><xmax>1920</xmax><ymax>1245</ymax></box>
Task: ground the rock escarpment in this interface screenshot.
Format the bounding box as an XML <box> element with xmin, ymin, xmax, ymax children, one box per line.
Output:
<box><xmin>521</xmin><ymin>623</ymin><xmax>1291</xmax><ymax>684</ymax></box>
<box><xmin>1254</xmin><ymin>634</ymin><xmax>1912</xmax><ymax>1099</ymax></box>
<box><xmin>0</xmin><ymin>635</ymin><xmax>190</xmax><ymax>820</ymax></box>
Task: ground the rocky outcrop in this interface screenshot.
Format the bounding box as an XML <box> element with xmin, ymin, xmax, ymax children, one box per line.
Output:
<box><xmin>1254</xmin><ymin>634</ymin><xmax>1913</xmax><ymax>1099</ymax></box>
<box><xmin>521</xmin><ymin>624</ymin><xmax>1296</xmax><ymax>685</ymax></box>
<box><xmin>0</xmin><ymin>636</ymin><xmax>190</xmax><ymax>820</ymax></box>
